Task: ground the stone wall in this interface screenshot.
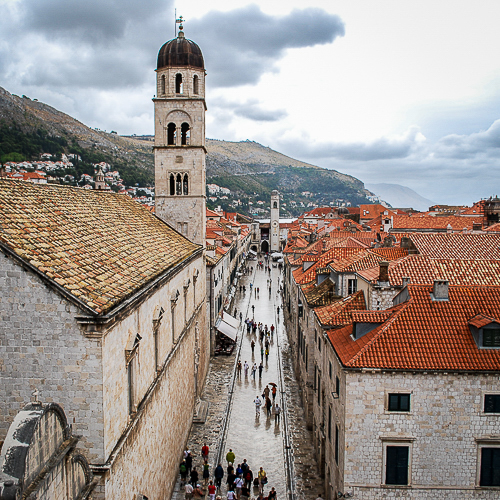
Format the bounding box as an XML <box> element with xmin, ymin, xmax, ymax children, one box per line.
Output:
<box><xmin>0</xmin><ymin>254</ymin><xmax>104</xmax><ymax>462</ymax></box>
<box><xmin>343</xmin><ymin>371</ymin><xmax>500</xmax><ymax>499</ymax></box>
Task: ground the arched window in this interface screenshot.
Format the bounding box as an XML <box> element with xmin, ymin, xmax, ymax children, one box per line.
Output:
<box><xmin>273</xmin><ymin>201</ymin><xmax>278</xmax><ymax>208</ymax></box>
<box><xmin>183</xmin><ymin>174</ymin><xmax>189</xmax><ymax>195</ymax></box>
<box><xmin>167</xmin><ymin>123</ymin><xmax>176</xmax><ymax>145</ymax></box>
<box><xmin>181</xmin><ymin>123</ymin><xmax>190</xmax><ymax>146</ymax></box>
<box><xmin>161</xmin><ymin>75</ymin><xmax>166</xmax><ymax>95</ymax></box>
<box><xmin>169</xmin><ymin>174</ymin><xmax>175</xmax><ymax>195</ymax></box>
<box><xmin>175</xmin><ymin>73</ymin><xmax>183</xmax><ymax>93</ymax></box>
<box><xmin>193</xmin><ymin>75</ymin><xmax>199</xmax><ymax>94</ymax></box>
<box><xmin>176</xmin><ymin>173</ymin><xmax>182</xmax><ymax>195</ymax></box>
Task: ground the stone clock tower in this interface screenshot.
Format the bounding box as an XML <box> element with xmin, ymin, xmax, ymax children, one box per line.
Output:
<box><xmin>154</xmin><ymin>24</ymin><xmax>206</xmax><ymax>246</ymax></box>
<box><xmin>270</xmin><ymin>190</ymin><xmax>280</xmax><ymax>252</ymax></box>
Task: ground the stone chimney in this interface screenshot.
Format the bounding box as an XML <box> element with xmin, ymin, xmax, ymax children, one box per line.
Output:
<box><xmin>431</xmin><ymin>279</ymin><xmax>449</xmax><ymax>301</ymax></box>
<box><xmin>378</xmin><ymin>260</ymin><xmax>390</xmax><ymax>284</ymax></box>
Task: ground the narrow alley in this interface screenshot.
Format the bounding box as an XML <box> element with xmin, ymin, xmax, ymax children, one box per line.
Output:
<box><xmin>172</xmin><ymin>259</ymin><xmax>320</xmax><ymax>500</ymax></box>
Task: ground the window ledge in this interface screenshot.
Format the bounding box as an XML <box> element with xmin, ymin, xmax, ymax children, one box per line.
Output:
<box><xmin>381</xmin><ymin>484</ymin><xmax>412</xmax><ymax>489</ymax></box>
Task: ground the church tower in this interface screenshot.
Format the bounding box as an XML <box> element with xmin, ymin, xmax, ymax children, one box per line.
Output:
<box><xmin>154</xmin><ymin>23</ymin><xmax>206</xmax><ymax>246</ymax></box>
<box><xmin>270</xmin><ymin>190</ymin><xmax>280</xmax><ymax>252</ymax></box>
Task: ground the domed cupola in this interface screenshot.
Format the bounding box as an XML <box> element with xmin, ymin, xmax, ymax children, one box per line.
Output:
<box><xmin>157</xmin><ymin>27</ymin><xmax>204</xmax><ymax>70</ymax></box>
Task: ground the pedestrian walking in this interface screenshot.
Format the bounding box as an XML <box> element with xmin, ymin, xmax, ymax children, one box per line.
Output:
<box><xmin>226</xmin><ymin>449</ymin><xmax>236</xmax><ymax>466</ymax></box>
<box><xmin>268</xmin><ymin>487</ymin><xmax>277</xmax><ymax>500</ymax></box>
<box><xmin>237</xmin><ymin>360</ymin><xmax>242</xmax><ymax>377</ymax></box>
<box><xmin>234</xmin><ymin>476</ymin><xmax>244</xmax><ymax>499</ymax></box>
<box><xmin>263</xmin><ymin>385</ymin><xmax>270</xmax><ymax>400</ymax></box>
<box><xmin>244</xmin><ymin>361</ymin><xmax>249</xmax><ymax>377</ymax></box>
<box><xmin>265</xmin><ymin>339</ymin><xmax>269</xmax><ymax>351</ymax></box>
<box><xmin>241</xmin><ymin>459</ymin><xmax>248</xmax><ymax>475</ymax></box>
<box><xmin>180</xmin><ymin>460</ymin><xmax>188</xmax><ymax>485</ymax></box>
<box><xmin>257</xmin><ymin>467</ymin><xmax>267</xmax><ymax>494</ymax></box>
<box><xmin>274</xmin><ymin>403</ymin><xmax>281</xmax><ymax>423</ymax></box>
<box><xmin>265</xmin><ymin>348</ymin><xmax>269</xmax><ymax>362</ymax></box>
<box><xmin>227</xmin><ymin>490</ymin><xmax>236</xmax><ymax>500</ymax></box>
<box><xmin>258</xmin><ymin>362</ymin><xmax>263</xmax><ymax>378</ymax></box>
<box><xmin>270</xmin><ymin>324</ymin><xmax>275</xmax><ymax>336</ymax></box>
<box><xmin>252</xmin><ymin>305</ymin><xmax>255</xmax><ymax>315</ymax></box>
<box><xmin>244</xmin><ymin>468</ymin><xmax>253</xmax><ymax>489</ymax></box>
<box><xmin>190</xmin><ymin>467</ymin><xmax>199</xmax><ymax>486</ymax></box>
<box><xmin>185</xmin><ymin>451</ymin><xmax>193</xmax><ymax>474</ymax></box>
<box><xmin>185</xmin><ymin>482</ymin><xmax>194</xmax><ymax>500</ymax></box>
<box><xmin>193</xmin><ymin>484</ymin><xmax>204</xmax><ymax>500</ymax></box>
<box><xmin>251</xmin><ymin>363</ymin><xmax>257</xmax><ymax>379</ymax></box>
<box><xmin>214</xmin><ymin>463</ymin><xmax>224</xmax><ymax>489</ymax></box>
<box><xmin>277</xmin><ymin>306</ymin><xmax>280</xmax><ymax>317</ymax></box>
<box><xmin>202</xmin><ymin>443</ymin><xmax>209</xmax><ymax>461</ymax></box>
<box><xmin>260</xmin><ymin>346</ymin><xmax>264</xmax><ymax>360</ymax></box>
<box><xmin>265</xmin><ymin>396</ymin><xmax>272</xmax><ymax>416</ymax></box>
<box><xmin>208</xmin><ymin>481</ymin><xmax>217</xmax><ymax>500</ymax></box>
<box><xmin>240</xmin><ymin>312</ymin><xmax>243</xmax><ymax>321</ymax></box>
<box><xmin>251</xmin><ymin>340</ymin><xmax>255</xmax><ymax>354</ymax></box>
<box><xmin>254</xmin><ymin>395</ymin><xmax>262</xmax><ymax>415</ymax></box>
<box><xmin>203</xmin><ymin>460</ymin><xmax>210</xmax><ymax>487</ymax></box>
<box><xmin>272</xmin><ymin>385</ymin><xmax>277</xmax><ymax>400</ymax></box>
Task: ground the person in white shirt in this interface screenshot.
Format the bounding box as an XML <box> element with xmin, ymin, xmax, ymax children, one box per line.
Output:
<box><xmin>234</xmin><ymin>476</ymin><xmax>244</xmax><ymax>500</ymax></box>
<box><xmin>253</xmin><ymin>395</ymin><xmax>262</xmax><ymax>415</ymax></box>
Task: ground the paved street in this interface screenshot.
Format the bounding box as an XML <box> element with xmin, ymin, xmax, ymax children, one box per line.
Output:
<box><xmin>172</xmin><ymin>260</ymin><xmax>320</xmax><ymax>500</ymax></box>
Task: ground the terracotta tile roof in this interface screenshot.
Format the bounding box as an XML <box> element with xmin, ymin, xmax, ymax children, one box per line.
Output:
<box><xmin>329</xmin><ymin>250</ymin><xmax>385</xmax><ymax>273</ymax></box>
<box><xmin>328</xmin><ymin>284</ymin><xmax>500</xmax><ymax>371</ymax></box>
<box><xmin>360</xmin><ymin>204</ymin><xmax>396</xmax><ymax>220</ymax></box>
<box><xmin>371</xmin><ymin>248</ymin><xmax>408</xmax><ymax>260</ymax></box>
<box><xmin>433</xmin><ymin>259</ymin><xmax>500</xmax><ymax>286</ymax></box>
<box><xmin>0</xmin><ymin>180</ymin><xmax>199</xmax><ymax>315</ymax></box>
<box><xmin>206</xmin><ymin>208</ymin><xmax>221</xmax><ymax>217</ymax></box>
<box><xmin>485</xmin><ymin>223</ymin><xmax>500</xmax><ymax>232</ymax></box>
<box><xmin>409</xmin><ymin>233</ymin><xmax>500</xmax><ymax>259</ymax></box>
<box><xmin>315</xmin><ymin>291</ymin><xmax>366</xmax><ymax>327</ymax></box>
<box><xmin>468</xmin><ymin>313</ymin><xmax>498</xmax><ymax>329</ymax></box>
<box><xmin>351</xmin><ymin>310</ymin><xmax>394</xmax><ymax>323</ymax></box>
<box><xmin>391</xmin><ymin>214</ymin><xmax>484</xmax><ymax>231</ymax></box>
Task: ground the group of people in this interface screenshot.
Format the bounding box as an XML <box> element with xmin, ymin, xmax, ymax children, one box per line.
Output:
<box><xmin>253</xmin><ymin>384</ymin><xmax>281</xmax><ymax>422</ymax></box>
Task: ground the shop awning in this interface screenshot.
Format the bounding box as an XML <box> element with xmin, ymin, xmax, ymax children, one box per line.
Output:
<box><xmin>248</xmin><ymin>249</ymin><xmax>257</xmax><ymax>255</ymax></box>
<box><xmin>216</xmin><ymin>313</ymin><xmax>239</xmax><ymax>341</ymax></box>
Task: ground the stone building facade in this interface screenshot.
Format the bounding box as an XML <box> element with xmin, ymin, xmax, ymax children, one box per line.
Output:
<box><xmin>0</xmin><ymin>181</ymin><xmax>209</xmax><ymax>499</ymax></box>
<box><xmin>314</xmin><ymin>283</ymin><xmax>500</xmax><ymax>499</ymax></box>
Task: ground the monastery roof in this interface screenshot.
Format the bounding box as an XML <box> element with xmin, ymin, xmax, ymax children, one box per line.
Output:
<box><xmin>328</xmin><ymin>285</ymin><xmax>500</xmax><ymax>371</ymax></box>
<box><xmin>0</xmin><ymin>180</ymin><xmax>199</xmax><ymax>315</ymax></box>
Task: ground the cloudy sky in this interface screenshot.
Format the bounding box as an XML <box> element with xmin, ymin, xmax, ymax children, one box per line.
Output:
<box><xmin>2</xmin><ymin>0</ymin><xmax>500</xmax><ymax>205</ymax></box>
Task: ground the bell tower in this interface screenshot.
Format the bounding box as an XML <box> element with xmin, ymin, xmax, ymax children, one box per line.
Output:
<box><xmin>270</xmin><ymin>190</ymin><xmax>280</xmax><ymax>252</ymax></box>
<box><xmin>154</xmin><ymin>22</ymin><xmax>206</xmax><ymax>246</ymax></box>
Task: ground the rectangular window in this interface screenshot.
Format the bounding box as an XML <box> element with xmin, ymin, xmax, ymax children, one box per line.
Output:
<box><xmin>318</xmin><ymin>337</ymin><xmax>322</xmax><ymax>352</ymax></box>
<box><xmin>480</xmin><ymin>448</ymin><xmax>500</xmax><ymax>486</ymax></box>
<box><xmin>317</xmin><ymin>373</ymin><xmax>321</xmax><ymax>405</ymax></box>
<box><xmin>348</xmin><ymin>278</ymin><xmax>357</xmax><ymax>295</ymax></box>
<box><xmin>335</xmin><ymin>376</ymin><xmax>340</xmax><ymax>397</ymax></box>
<box><xmin>484</xmin><ymin>328</ymin><xmax>500</xmax><ymax>347</ymax></box>
<box><xmin>485</xmin><ymin>394</ymin><xmax>500</xmax><ymax>413</ymax></box>
<box><xmin>328</xmin><ymin>406</ymin><xmax>332</xmax><ymax>441</ymax></box>
<box><xmin>386</xmin><ymin>446</ymin><xmax>409</xmax><ymax>485</ymax></box>
<box><xmin>388</xmin><ymin>393</ymin><xmax>411</xmax><ymax>412</ymax></box>
<box><xmin>335</xmin><ymin>425</ymin><xmax>339</xmax><ymax>464</ymax></box>
<box><xmin>329</xmin><ymin>361</ymin><xmax>332</xmax><ymax>379</ymax></box>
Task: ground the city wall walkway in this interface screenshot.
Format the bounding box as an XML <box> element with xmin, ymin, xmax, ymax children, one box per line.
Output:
<box><xmin>172</xmin><ymin>261</ymin><xmax>320</xmax><ymax>500</ymax></box>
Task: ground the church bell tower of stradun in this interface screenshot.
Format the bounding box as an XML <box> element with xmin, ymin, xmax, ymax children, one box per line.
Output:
<box><xmin>154</xmin><ymin>20</ymin><xmax>206</xmax><ymax>246</ymax></box>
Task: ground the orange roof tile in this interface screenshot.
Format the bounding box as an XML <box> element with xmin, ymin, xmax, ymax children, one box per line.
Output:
<box><xmin>328</xmin><ymin>284</ymin><xmax>500</xmax><ymax>371</ymax></box>
<box><xmin>409</xmin><ymin>233</ymin><xmax>500</xmax><ymax>259</ymax></box>
<box><xmin>315</xmin><ymin>291</ymin><xmax>366</xmax><ymax>327</ymax></box>
<box><xmin>0</xmin><ymin>180</ymin><xmax>199</xmax><ymax>315</ymax></box>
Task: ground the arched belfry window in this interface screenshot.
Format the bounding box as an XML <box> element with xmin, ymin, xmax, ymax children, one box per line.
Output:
<box><xmin>175</xmin><ymin>73</ymin><xmax>183</xmax><ymax>94</ymax></box>
<box><xmin>169</xmin><ymin>174</ymin><xmax>175</xmax><ymax>195</ymax></box>
<box><xmin>161</xmin><ymin>75</ymin><xmax>166</xmax><ymax>95</ymax></box>
<box><xmin>193</xmin><ymin>75</ymin><xmax>199</xmax><ymax>94</ymax></box>
<box><xmin>183</xmin><ymin>174</ymin><xmax>189</xmax><ymax>195</ymax></box>
<box><xmin>167</xmin><ymin>123</ymin><xmax>176</xmax><ymax>145</ymax></box>
<box><xmin>273</xmin><ymin>201</ymin><xmax>278</xmax><ymax>208</ymax></box>
<box><xmin>176</xmin><ymin>173</ymin><xmax>182</xmax><ymax>195</ymax></box>
<box><xmin>181</xmin><ymin>123</ymin><xmax>190</xmax><ymax>146</ymax></box>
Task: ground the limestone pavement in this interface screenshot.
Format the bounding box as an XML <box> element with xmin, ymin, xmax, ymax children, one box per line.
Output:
<box><xmin>172</xmin><ymin>261</ymin><xmax>321</xmax><ymax>500</ymax></box>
